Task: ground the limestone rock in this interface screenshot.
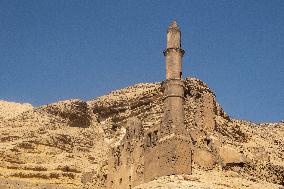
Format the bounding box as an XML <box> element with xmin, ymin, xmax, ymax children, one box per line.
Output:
<box><xmin>36</xmin><ymin>99</ymin><xmax>91</xmax><ymax>128</ymax></box>
<box><xmin>193</xmin><ymin>149</ymin><xmax>215</xmax><ymax>170</ymax></box>
<box><xmin>0</xmin><ymin>100</ymin><xmax>33</xmax><ymax>120</ymax></box>
<box><xmin>219</xmin><ymin>146</ymin><xmax>246</xmax><ymax>166</ymax></box>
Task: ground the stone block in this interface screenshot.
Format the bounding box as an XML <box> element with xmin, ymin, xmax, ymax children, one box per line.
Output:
<box><xmin>144</xmin><ymin>135</ymin><xmax>192</xmax><ymax>182</ymax></box>
<box><xmin>192</xmin><ymin>149</ymin><xmax>215</xmax><ymax>170</ymax></box>
<box><xmin>219</xmin><ymin>146</ymin><xmax>245</xmax><ymax>165</ymax></box>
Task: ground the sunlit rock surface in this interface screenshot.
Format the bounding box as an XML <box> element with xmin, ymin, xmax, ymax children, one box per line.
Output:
<box><xmin>0</xmin><ymin>77</ymin><xmax>283</xmax><ymax>188</ymax></box>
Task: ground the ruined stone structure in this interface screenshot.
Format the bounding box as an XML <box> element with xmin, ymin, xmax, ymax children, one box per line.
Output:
<box><xmin>1</xmin><ymin>21</ymin><xmax>284</xmax><ymax>189</ymax></box>
<box><xmin>105</xmin><ymin>21</ymin><xmax>192</xmax><ymax>188</ymax></box>
<box><xmin>160</xmin><ymin>20</ymin><xmax>192</xmax><ymax>173</ymax></box>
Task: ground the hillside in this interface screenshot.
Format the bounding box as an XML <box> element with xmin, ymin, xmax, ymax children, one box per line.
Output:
<box><xmin>0</xmin><ymin>77</ymin><xmax>283</xmax><ymax>189</ymax></box>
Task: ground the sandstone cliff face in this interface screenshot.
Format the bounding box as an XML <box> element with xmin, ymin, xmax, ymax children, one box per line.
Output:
<box><xmin>0</xmin><ymin>77</ymin><xmax>283</xmax><ymax>189</ymax></box>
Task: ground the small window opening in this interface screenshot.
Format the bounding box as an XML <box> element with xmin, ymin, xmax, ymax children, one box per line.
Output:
<box><xmin>147</xmin><ymin>133</ymin><xmax>152</xmax><ymax>147</ymax></box>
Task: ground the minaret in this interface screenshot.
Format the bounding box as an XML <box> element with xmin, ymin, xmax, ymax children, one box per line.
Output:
<box><xmin>161</xmin><ymin>20</ymin><xmax>186</xmax><ymax>137</ymax></box>
<box><xmin>144</xmin><ymin>21</ymin><xmax>191</xmax><ymax>181</ymax></box>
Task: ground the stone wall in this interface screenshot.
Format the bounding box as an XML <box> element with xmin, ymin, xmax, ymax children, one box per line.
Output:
<box><xmin>106</xmin><ymin>118</ymin><xmax>145</xmax><ymax>189</ymax></box>
<box><xmin>105</xmin><ymin>76</ymin><xmax>193</xmax><ymax>188</ymax></box>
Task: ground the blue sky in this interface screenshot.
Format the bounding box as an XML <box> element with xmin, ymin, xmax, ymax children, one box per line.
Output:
<box><xmin>0</xmin><ymin>0</ymin><xmax>283</xmax><ymax>122</ymax></box>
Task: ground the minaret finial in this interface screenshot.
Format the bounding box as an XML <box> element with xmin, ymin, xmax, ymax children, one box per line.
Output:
<box><xmin>168</xmin><ymin>20</ymin><xmax>180</xmax><ymax>33</ymax></box>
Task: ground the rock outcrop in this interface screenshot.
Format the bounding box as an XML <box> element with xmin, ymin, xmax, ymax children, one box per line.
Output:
<box><xmin>0</xmin><ymin>100</ymin><xmax>33</xmax><ymax>120</ymax></box>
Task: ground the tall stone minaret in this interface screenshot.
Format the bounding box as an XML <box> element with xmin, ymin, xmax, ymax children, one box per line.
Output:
<box><xmin>161</xmin><ymin>20</ymin><xmax>186</xmax><ymax>137</ymax></box>
<box><xmin>145</xmin><ymin>21</ymin><xmax>191</xmax><ymax>180</ymax></box>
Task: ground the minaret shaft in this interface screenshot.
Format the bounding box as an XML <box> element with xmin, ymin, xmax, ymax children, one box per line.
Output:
<box><xmin>164</xmin><ymin>20</ymin><xmax>184</xmax><ymax>80</ymax></box>
<box><xmin>161</xmin><ymin>21</ymin><xmax>186</xmax><ymax>138</ymax></box>
<box><xmin>165</xmin><ymin>50</ymin><xmax>183</xmax><ymax>79</ymax></box>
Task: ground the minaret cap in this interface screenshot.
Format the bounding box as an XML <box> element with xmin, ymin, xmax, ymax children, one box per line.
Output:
<box><xmin>167</xmin><ymin>20</ymin><xmax>180</xmax><ymax>32</ymax></box>
<box><xmin>165</xmin><ymin>20</ymin><xmax>183</xmax><ymax>52</ymax></box>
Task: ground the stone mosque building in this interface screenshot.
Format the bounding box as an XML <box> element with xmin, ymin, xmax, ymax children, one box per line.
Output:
<box><xmin>106</xmin><ymin>20</ymin><xmax>193</xmax><ymax>189</ymax></box>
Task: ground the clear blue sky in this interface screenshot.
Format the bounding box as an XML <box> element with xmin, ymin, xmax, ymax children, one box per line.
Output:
<box><xmin>0</xmin><ymin>0</ymin><xmax>283</xmax><ymax>122</ymax></box>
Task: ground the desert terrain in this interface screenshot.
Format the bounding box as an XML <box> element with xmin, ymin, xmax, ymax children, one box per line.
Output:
<box><xmin>0</xmin><ymin>77</ymin><xmax>283</xmax><ymax>188</ymax></box>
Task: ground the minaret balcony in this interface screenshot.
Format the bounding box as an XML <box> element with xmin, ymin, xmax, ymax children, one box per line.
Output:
<box><xmin>163</xmin><ymin>47</ymin><xmax>185</xmax><ymax>56</ymax></box>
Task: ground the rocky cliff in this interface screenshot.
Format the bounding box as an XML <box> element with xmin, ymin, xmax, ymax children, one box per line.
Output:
<box><xmin>0</xmin><ymin>77</ymin><xmax>283</xmax><ymax>189</ymax></box>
